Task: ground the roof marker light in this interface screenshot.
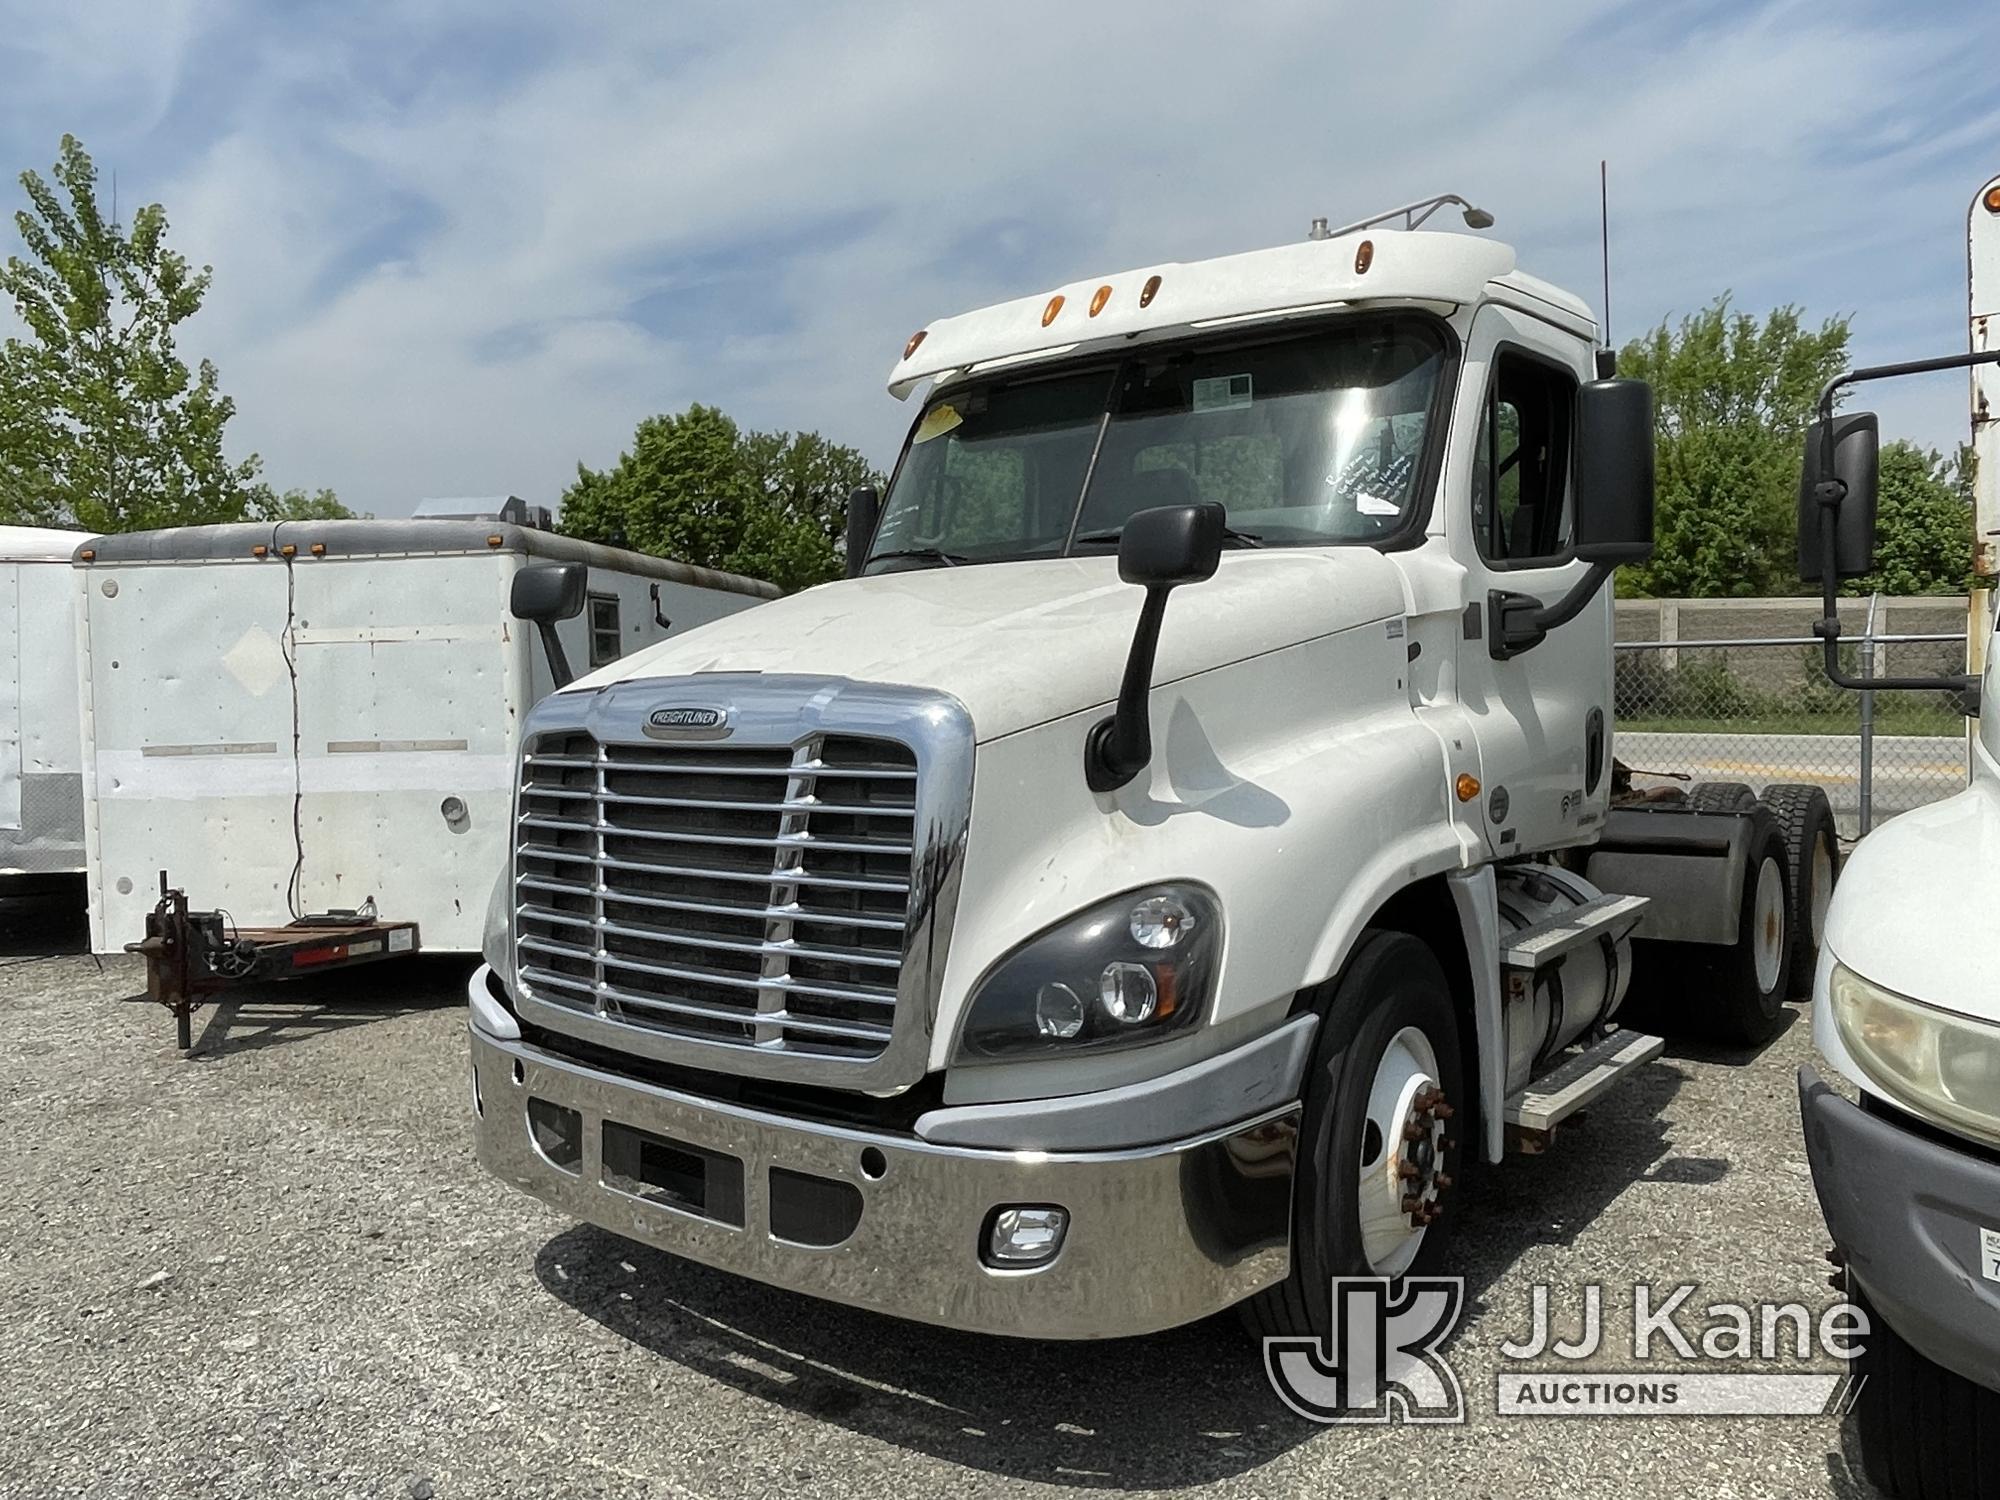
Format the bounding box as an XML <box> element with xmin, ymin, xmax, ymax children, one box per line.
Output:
<box><xmin>309</xmin><ymin>541</ymin><xmax>326</xmax><ymax>556</ymax></box>
<box><xmin>1139</xmin><ymin>275</ymin><xmax>1162</xmax><ymax>309</ymax></box>
<box><xmin>78</xmin><ymin>547</ymin><xmax>94</xmax><ymax>561</ymax></box>
<box><xmin>487</xmin><ymin>534</ymin><xmax>504</xmax><ymax>548</ymax></box>
<box><xmin>251</xmin><ymin>544</ymin><xmax>268</xmax><ymax>558</ymax></box>
<box><xmin>1985</xmin><ymin>186</ymin><xmax>2000</xmax><ymax>215</ymax></box>
<box><xmin>278</xmin><ymin>543</ymin><xmax>297</xmax><ymax>558</ymax></box>
<box><xmin>904</xmin><ymin>329</ymin><xmax>928</xmax><ymax>359</ymax></box>
<box><xmin>1041</xmin><ymin>294</ymin><xmax>1065</xmax><ymax>327</ymax></box>
<box><xmin>1355</xmin><ymin>239</ymin><xmax>1374</xmax><ymax>275</ymax></box>
<box><xmin>1088</xmin><ymin>285</ymin><xmax>1113</xmax><ymax>317</ymax></box>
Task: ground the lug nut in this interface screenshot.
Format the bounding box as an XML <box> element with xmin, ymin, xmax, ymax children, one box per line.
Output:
<box><xmin>1397</xmin><ymin>1161</ymin><xmax>1419</xmax><ymax>1181</ymax></box>
<box><xmin>1401</xmin><ymin>1194</ymin><xmax>1421</xmax><ymax>1215</ymax></box>
<box><xmin>1435</xmin><ymin>1102</ymin><xmax>1455</xmax><ymax>1120</ymax></box>
<box><xmin>1403</xmin><ymin>1121</ymin><xmax>1426</xmax><ymax>1141</ymax></box>
<box><xmin>1434</xmin><ymin>1172</ymin><xmax>1453</xmax><ymax>1190</ymax></box>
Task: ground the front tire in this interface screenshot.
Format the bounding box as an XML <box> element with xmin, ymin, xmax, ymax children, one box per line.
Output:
<box><xmin>1851</xmin><ymin>1284</ymin><xmax>2000</xmax><ymax>1499</ymax></box>
<box><xmin>1240</xmin><ymin>930</ymin><xmax>1465</xmax><ymax>1343</ymax></box>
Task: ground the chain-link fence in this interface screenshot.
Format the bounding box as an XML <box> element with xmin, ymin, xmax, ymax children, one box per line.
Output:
<box><xmin>1613</xmin><ymin>596</ymin><xmax>1971</xmax><ymax>839</ymax></box>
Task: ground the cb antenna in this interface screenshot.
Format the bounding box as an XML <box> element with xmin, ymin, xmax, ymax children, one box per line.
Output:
<box><xmin>1597</xmin><ymin>160</ymin><xmax>1616</xmax><ymax>379</ymax></box>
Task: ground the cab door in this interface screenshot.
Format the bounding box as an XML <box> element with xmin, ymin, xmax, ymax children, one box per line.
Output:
<box><xmin>1450</xmin><ymin>304</ymin><xmax>1612</xmax><ymax>857</ymax></box>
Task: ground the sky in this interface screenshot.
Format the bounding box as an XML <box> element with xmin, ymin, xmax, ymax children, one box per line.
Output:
<box><xmin>2</xmin><ymin>0</ymin><xmax>1999</xmax><ymax>518</ymax></box>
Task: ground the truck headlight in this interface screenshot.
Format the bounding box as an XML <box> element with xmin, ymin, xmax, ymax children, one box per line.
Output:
<box><xmin>953</xmin><ymin>883</ymin><xmax>1221</xmax><ymax>1063</ymax></box>
<box><xmin>1829</xmin><ymin>962</ymin><xmax>2000</xmax><ymax>1145</ymax></box>
<box><xmin>482</xmin><ymin>870</ymin><xmax>512</xmax><ymax>981</ymax></box>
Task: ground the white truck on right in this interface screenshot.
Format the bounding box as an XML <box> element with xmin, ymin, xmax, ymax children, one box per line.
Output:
<box><xmin>1799</xmin><ymin>175</ymin><xmax>2000</xmax><ymax>1499</ymax></box>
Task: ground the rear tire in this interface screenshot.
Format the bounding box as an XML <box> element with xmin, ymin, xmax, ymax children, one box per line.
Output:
<box><xmin>1689</xmin><ymin>780</ymin><xmax>1757</xmax><ymax>813</ymax></box>
<box><xmin>1239</xmin><ymin>930</ymin><xmax>1465</xmax><ymax>1343</ymax></box>
<box><xmin>1759</xmin><ymin>783</ymin><xmax>1839</xmax><ymax>996</ymax></box>
<box><xmin>1851</xmin><ymin>1283</ymin><xmax>2000</xmax><ymax>1499</ymax></box>
<box><xmin>1692</xmin><ymin>815</ymin><xmax>1792</xmax><ymax>1044</ymax></box>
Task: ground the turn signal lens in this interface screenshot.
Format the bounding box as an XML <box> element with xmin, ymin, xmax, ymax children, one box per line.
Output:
<box><xmin>903</xmin><ymin>328</ymin><xmax>928</xmax><ymax>359</ymax></box>
<box><xmin>1455</xmin><ymin>773</ymin><xmax>1481</xmax><ymax>803</ymax></box>
<box><xmin>1088</xmin><ymin>284</ymin><xmax>1113</xmax><ymax>317</ymax></box>
<box><xmin>1355</xmin><ymin>239</ymin><xmax>1375</xmax><ymax>275</ymax></box>
<box><xmin>1041</xmin><ymin>294</ymin><xmax>1065</xmax><ymax>327</ymax></box>
<box><xmin>1139</xmin><ymin>274</ymin><xmax>1162</xmax><ymax>308</ymax></box>
<box><xmin>1985</xmin><ymin>186</ymin><xmax>2000</xmax><ymax>215</ymax></box>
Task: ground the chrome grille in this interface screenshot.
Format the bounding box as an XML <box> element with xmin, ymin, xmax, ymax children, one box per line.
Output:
<box><xmin>513</xmin><ymin>731</ymin><xmax>918</xmax><ymax>1061</ymax></box>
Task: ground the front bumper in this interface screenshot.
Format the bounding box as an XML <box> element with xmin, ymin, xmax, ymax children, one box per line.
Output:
<box><xmin>470</xmin><ymin>1003</ymin><xmax>1298</xmax><ymax>1340</ymax></box>
<box><xmin>1799</xmin><ymin>1066</ymin><xmax>2000</xmax><ymax>1390</ymax></box>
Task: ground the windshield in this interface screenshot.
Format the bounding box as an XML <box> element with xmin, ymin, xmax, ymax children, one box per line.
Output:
<box><xmin>867</xmin><ymin>316</ymin><xmax>1450</xmax><ymax>569</ymax></box>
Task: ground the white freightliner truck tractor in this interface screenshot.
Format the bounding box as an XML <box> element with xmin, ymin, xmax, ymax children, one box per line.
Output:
<box><xmin>1797</xmin><ymin>175</ymin><xmax>2000</xmax><ymax>1500</ymax></box>
<box><xmin>467</xmin><ymin>198</ymin><xmax>1838</xmax><ymax>1344</ymax></box>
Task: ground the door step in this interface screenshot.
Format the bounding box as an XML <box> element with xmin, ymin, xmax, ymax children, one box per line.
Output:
<box><xmin>1499</xmin><ymin>891</ymin><xmax>1650</xmax><ymax>971</ymax></box>
<box><xmin>1503</xmin><ymin>1027</ymin><xmax>1665</xmax><ymax>1152</ymax></box>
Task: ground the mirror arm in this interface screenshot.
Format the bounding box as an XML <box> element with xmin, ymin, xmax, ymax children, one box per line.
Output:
<box><xmin>1809</xmin><ymin>516</ymin><xmax>1980</xmax><ymax>707</ymax></box>
<box><xmin>1487</xmin><ymin>562</ymin><xmax>1614</xmax><ymax>661</ymax></box>
<box><xmin>1085</xmin><ymin>585</ymin><xmax>1172</xmax><ymax>793</ymax></box>
<box><xmin>538</xmin><ymin>621</ymin><xmax>575</xmax><ymax>691</ymax></box>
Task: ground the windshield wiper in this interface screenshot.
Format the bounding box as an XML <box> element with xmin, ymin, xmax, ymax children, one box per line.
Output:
<box><xmin>866</xmin><ymin>547</ymin><xmax>966</xmax><ymax>568</ymax></box>
<box><xmin>1073</xmin><ymin>525</ymin><xmax>1264</xmax><ymax>549</ymax></box>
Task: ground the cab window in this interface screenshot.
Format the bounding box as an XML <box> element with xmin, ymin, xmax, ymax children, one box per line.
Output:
<box><xmin>1472</xmin><ymin>352</ymin><xmax>1575</xmax><ymax>563</ymax></box>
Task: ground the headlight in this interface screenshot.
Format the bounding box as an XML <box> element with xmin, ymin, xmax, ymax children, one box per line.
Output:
<box><xmin>1829</xmin><ymin>962</ymin><xmax>2000</xmax><ymax>1144</ymax></box>
<box><xmin>482</xmin><ymin>870</ymin><xmax>512</xmax><ymax>981</ymax></box>
<box><xmin>953</xmin><ymin>883</ymin><xmax>1221</xmax><ymax>1063</ymax></box>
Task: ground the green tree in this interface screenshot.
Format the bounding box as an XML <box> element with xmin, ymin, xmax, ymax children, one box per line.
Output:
<box><xmin>0</xmin><ymin>135</ymin><xmax>349</xmax><ymax>531</ymax></box>
<box><xmin>1848</xmin><ymin>440</ymin><xmax>1975</xmax><ymax>595</ymax></box>
<box><xmin>560</xmin><ymin>405</ymin><xmax>880</xmax><ymax>591</ymax></box>
<box><xmin>1618</xmin><ymin>298</ymin><xmax>1851</xmax><ymax>597</ymax></box>
<box><xmin>245</xmin><ymin>483</ymin><xmax>359</xmax><ymax>522</ymax></box>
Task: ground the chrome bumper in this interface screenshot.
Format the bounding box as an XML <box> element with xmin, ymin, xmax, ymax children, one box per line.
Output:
<box><xmin>470</xmin><ymin>1003</ymin><xmax>1298</xmax><ymax>1340</ymax></box>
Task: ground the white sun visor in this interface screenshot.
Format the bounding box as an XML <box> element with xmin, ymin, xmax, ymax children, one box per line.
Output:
<box><xmin>886</xmin><ymin>229</ymin><xmax>1517</xmax><ymax>398</ymax></box>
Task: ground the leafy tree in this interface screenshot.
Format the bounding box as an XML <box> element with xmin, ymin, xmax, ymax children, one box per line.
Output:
<box><xmin>0</xmin><ymin>135</ymin><xmax>349</xmax><ymax>531</ymax></box>
<box><xmin>246</xmin><ymin>483</ymin><xmax>359</xmax><ymax>522</ymax></box>
<box><xmin>560</xmin><ymin>404</ymin><xmax>880</xmax><ymax>591</ymax></box>
<box><xmin>1618</xmin><ymin>299</ymin><xmax>1850</xmax><ymax>597</ymax></box>
<box><xmin>1848</xmin><ymin>440</ymin><xmax>1975</xmax><ymax>595</ymax></box>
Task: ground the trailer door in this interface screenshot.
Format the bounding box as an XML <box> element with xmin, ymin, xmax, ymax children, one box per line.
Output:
<box><xmin>284</xmin><ymin>549</ymin><xmax>522</xmax><ymax>947</ymax></box>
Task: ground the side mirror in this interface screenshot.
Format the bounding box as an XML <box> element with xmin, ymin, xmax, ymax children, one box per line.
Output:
<box><xmin>1085</xmin><ymin>503</ymin><xmax>1225</xmax><ymax>792</ymax></box>
<box><xmin>1572</xmin><ymin>377</ymin><xmax>1655</xmax><ymax>565</ymax></box>
<box><xmin>845</xmin><ymin>485</ymin><xmax>882</xmax><ymax>579</ymax></box>
<box><xmin>510</xmin><ymin>562</ymin><xmax>586</xmax><ymax>623</ymax></box>
<box><xmin>1797</xmin><ymin>412</ymin><xmax>1879</xmax><ymax>582</ymax></box>
<box><xmin>510</xmin><ymin>562</ymin><xmax>587</xmax><ymax>690</ymax></box>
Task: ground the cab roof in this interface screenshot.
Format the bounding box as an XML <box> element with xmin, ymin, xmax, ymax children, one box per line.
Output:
<box><xmin>887</xmin><ymin>229</ymin><xmax>1596</xmax><ymax>398</ymax></box>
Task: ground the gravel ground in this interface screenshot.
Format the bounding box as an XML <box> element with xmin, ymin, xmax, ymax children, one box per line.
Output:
<box><xmin>1</xmin><ymin>887</ymin><xmax>1881</xmax><ymax>1500</ymax></box>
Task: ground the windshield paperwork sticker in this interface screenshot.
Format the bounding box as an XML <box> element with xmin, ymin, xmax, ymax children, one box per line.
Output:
<box><xmin>912</xmin><ymin>403</ymin><xmax>964</xmax><ymax>444</ymax></box>
<box><xmin>1193</xmin><ymin>374</ymin><xmax>1253</xmax><ymax>413</ymax></box>
<box><xmin>1981</xmin><ymin>1227</ymin><xmax>2000</xmax><ymax>1283</ymax></box>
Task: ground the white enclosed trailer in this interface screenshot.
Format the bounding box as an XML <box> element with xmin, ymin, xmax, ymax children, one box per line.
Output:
<box><xmin>76</xmin><ymin>516</ymin><xmax>776</xmax><ymax>955</ymax></box>
<box><xmin>0</xmin><ymin>525</ymin><xmax>94</xmax><ymax>885</ymax></box>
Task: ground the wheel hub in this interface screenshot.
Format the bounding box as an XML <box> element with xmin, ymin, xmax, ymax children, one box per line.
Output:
<box><xmin>1396</xmin><ymin>1083</ymin><xmax>1455</xmax><ymax>1227</ymax></box>
<box><xmin>1358</xmin><ymin>1025</ymin><xmax>1455</xmax><ymax>1276</ymax></box>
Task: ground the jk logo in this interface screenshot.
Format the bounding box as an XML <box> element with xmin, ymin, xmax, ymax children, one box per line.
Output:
<box><xmin>1263</xmin><ymin>1277</ymin><xmax>1467</xmax><ymax>1424</ymax></box>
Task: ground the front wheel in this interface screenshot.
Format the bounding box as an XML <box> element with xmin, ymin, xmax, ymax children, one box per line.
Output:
<box><xmin>1240</xmin><ymin>930</ymin><xmax>1465</xmax><ymax>1343</ymax></box>
<box><xmin>1851</xmin><ymin>1284</ymin><xmax>2000</xmax><ymax>1499</ymax></box>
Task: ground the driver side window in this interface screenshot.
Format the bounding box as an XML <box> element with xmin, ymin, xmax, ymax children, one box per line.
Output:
<box><xmin>1471</xmin><ymin>352</ymin><xmax>1575</xmax><ymax>564</ymax></box>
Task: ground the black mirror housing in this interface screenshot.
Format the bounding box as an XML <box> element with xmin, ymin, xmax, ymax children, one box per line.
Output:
<box><xmin>510</xmin><ymin>562</ymin><xmax>587</xmax><ymax>623</ymax></box>
<box><xmin>845</xmin><ymin>485</ymin><xmax>882</xmax><ymax>579</ymax></box>
<box><xmin>1572</xmin><ymin>378</ymin><xmax>1655</xmax><ymax>565</ymax></box>
<box><xmin>1797</xmin><ymin>412</ymin><xmax>1879</xmax><ymax>582</ymax></box>
<box><xmin>1117</xmin><ymin>502</ymin><xmax>1226</xmax><ymax>587</ymax></box>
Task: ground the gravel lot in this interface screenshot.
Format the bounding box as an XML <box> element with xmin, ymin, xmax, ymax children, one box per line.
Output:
<box><xmin>2</xmin><ymin>887</ymin><xmax>1881</xmax><ymax>1500</ymax></box>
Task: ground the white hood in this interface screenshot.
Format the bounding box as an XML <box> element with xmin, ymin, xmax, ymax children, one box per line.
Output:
<box><xmin>574</xmin><ymin>550</ymin><xmax>1408</xmax><ymax>741</ymax></box>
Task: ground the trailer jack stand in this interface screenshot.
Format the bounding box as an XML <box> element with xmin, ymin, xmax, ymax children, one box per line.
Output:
<box><xmin>124</xmin><ymin>871</ymin><xmax>421</xmax><ymax>1052</ymax></box>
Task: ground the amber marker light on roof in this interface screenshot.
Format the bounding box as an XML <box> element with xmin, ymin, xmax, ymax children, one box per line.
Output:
<box><xmin>487</xmin><ymin>534</ymin><xmax>504</xmax><ymax>547</ymax></box>
<box><xmin>1042</xmin><ymin>294</ymin><xmax>1066</xmax><ymax>327</ymax></box>
<box><xmin>903</xmin><ymin>329</ymin><xmax>927</xmax><ymax>359</ymax></box>
<box><xmin>78</xmin><ymin>547</ymin><xmax>94</xmax><ymax>561</ymax></box>
<box><xmin>1089</xmin><ymin>284</ymin><xmax>1113</xmax><ymax>317</ymax></box>
<box><xmin>1139</xmin><ymin>274</ymin><xmax>1162</xmax><ymax>308</ymax></box>
<box><xmin>1355</xmin><ymin>239</ymin><xmax>1375</xmax><ymax>275</ymax></box>
<box><xmin>279</xmin><ymin>544</ymin><xmax>297</xmax><ymax>557</ymax></box>
<box><xmin>1985</xmin><ymin>185</ymin><xmax>2000</xmax><ymax>215</ymax></box>
<box><xmin>309</xmin><ymin>542</ymin><xmax>326</xmax><ymax>556</ymax></box>
<box><xmin>251</xmin><ymin>544</ymin><xmax>268</xmax><ymax>557</ymax></box>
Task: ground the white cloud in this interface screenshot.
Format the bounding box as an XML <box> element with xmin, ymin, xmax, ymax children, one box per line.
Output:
<box><xmin>6</xmin><ymin>0</ymin><xmax>1999</xmax><ymax>513</ymax></box>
